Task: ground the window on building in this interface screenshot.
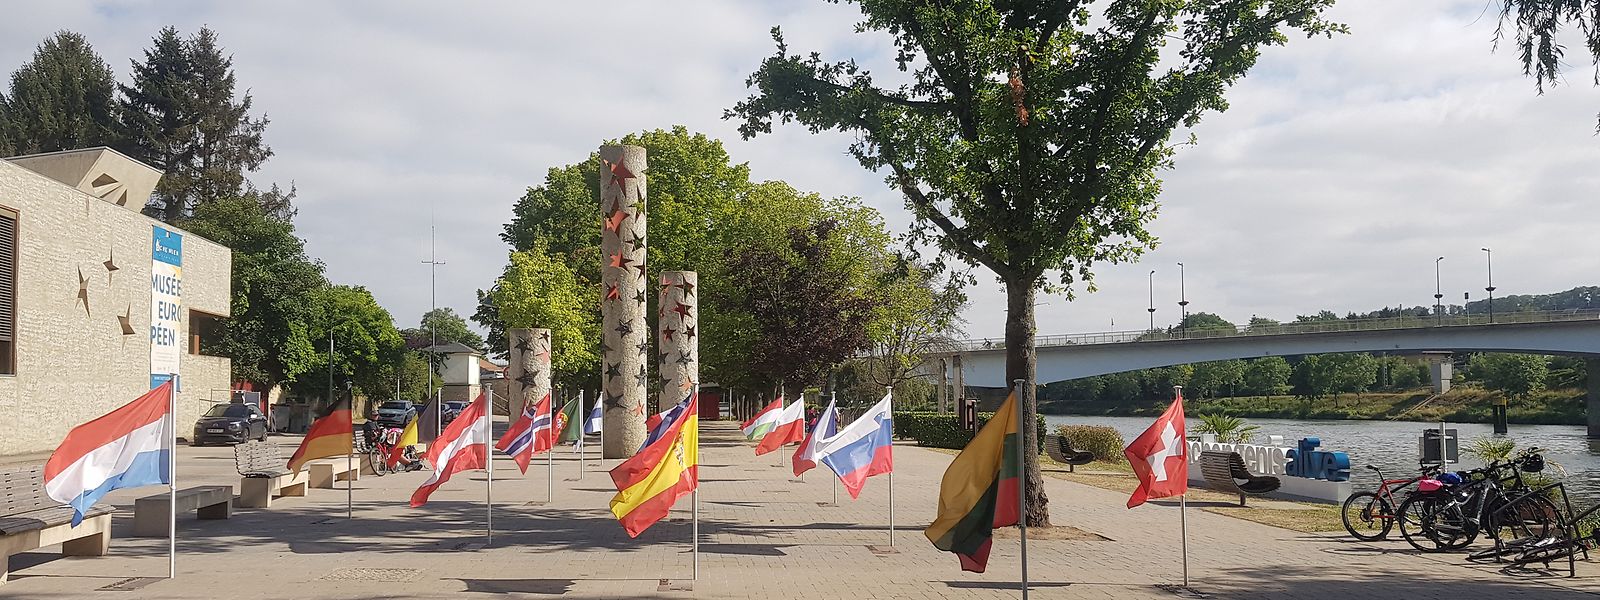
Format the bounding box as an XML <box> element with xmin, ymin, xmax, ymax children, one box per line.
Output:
<box><xmin>0</xmin><ymin>207</ymin><xmax>15</xmax><ymax>375</ymax></box>
<box><xmin>189</xmin><ymin>310</ymin><xmax>225</xmax><ymax>357</ymax></box>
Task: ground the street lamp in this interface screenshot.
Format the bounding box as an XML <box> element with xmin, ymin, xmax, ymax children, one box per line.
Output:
<box><xmin>1482</xmin><ymin>247</ymin><xmax>1495</xmax><ymax>324</ymax></box>
<box><xmin>1177</xmin><ymin>262</ymin><xmax>1189</xmax><ymax>338</ymax></box>
<box><xmin>1434</xmin><ymin>257</ymin><xmax>1444</xmax><ymax>326</ymax></box>
<box><xmin>1147</xmin><ymin>270</ymin><xmax>1157</xmax><ymax>332</ymax></box>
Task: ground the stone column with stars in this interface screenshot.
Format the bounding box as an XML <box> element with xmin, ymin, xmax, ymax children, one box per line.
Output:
<box><xmin>657</xmin><ymin>271</ymin><xmax>697</xmax><ymax>413</ymax></box>
<box><xmin>507</xmin><ymin>328</ymin><xmax>551</xmax><ymax>418</ymax></box>
<box><xmin>600</xmin><ymin>144</ymin><xmax>648</xmax><ymax>458</ymax></box>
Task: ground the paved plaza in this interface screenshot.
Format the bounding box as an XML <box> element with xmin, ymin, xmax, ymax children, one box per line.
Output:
<box><xmin>5</xmin><ymin>421</ymin><xmax>1600</xmax><ymax>599</ymax></box>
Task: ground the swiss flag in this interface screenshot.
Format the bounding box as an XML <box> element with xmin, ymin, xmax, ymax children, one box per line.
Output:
<box><xmin>1124</xmin><ymin>389</ymin><xmax>1188</xmax><ymax>508</ymax></box>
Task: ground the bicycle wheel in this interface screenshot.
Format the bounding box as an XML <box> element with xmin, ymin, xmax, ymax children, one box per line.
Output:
<box><xmin>1399</xmin><ymin>494</ymin><xmax>1473</xmax><ymax>552</ymax></box>
<box><xmin>1342</xmin><ymin>491</ymin><xmax>1393</xmax><ymax>541</ymax></box>
<box><xmin>1511</xmin><ymin>538</ymin><xmax>1585</xmax><ymax>567</ymax></box>
<box><xmin>367</xmin><ymin>448</ymin><xmax>391</xmax><ymax>476</ymax></box>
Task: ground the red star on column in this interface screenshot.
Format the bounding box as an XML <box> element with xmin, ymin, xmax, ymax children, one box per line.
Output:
<box><xmin>605</xmin><ymin>283</ymin><xmax>620</xmax><ymax>301</ymax></box>
<box><xmin>659</xmin><ymin>276</ymin><xmax>674</xmax><ymax>294</ymax></box>
<box><xmin>671</xmin><ymin>301</ymin><xmax>694</xmax><ymax>320</ymax></box>
<box><xmin>609</xmin><ymin>251</ymin><xmax>632</xmax><ymax>270</ymax></box>
<box><xmin>631</xmin><ymin>401</ymin><xmax>646</xmax><ymax>416</ymax></box>
<box><xmin>604</xmin><ymin>210</ymin><xmax>627</xmax><ymax>233</ymax></box>
<box><xmin>661</xmin><ymin>327</ymin><xmax>676</xmax><ymax>343</ymax></box>
<box><xmin>603</xmin><ymin>158</ymin><xmax>636</xmax><ymax>193</ymax></box>
<box><xmin>535</xmin><ymin>349</ymin><xmax>551</xmax><ymax>364</ymax></box>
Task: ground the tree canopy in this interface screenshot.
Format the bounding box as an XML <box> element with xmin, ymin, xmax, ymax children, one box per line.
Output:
<box><xmin>490</xmin><ymin>246</ymin><xmax>600</xmax><ymax>382</ymax></box>
<box><xmin>1</xmin><ymin>31</ymin><xmax>119</xmax><ymax>155</ymax></box>
<box><xmin>728</xmin><ymin>0</ymin><xmax>1342</xmax><ymax>527</ymax></box>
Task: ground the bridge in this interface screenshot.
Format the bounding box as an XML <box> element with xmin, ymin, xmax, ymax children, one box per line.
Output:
<box><xmin>941</xmin><ymin>309</ymin><xmax>1600</xmax><ymax>434</ymax></box>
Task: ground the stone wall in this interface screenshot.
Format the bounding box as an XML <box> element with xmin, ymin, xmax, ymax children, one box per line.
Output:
<box><xmin>0</xmin><ymin>160</ymin><xmax>231</xmax><ymax>455</ymax></box>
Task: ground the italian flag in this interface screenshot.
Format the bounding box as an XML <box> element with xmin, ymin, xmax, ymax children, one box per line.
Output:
<box><xmin>740</xmin><ymin>396</ymin><xmax>807</xmax><ymax>455</ymax></box>
<box><xmin>924</xmin><ymin>390</ymin><xmax>1021</xmax><ymax>573</ymax></box>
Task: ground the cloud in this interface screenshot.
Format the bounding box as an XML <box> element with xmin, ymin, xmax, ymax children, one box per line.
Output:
<box><xmin>3</xmin><ymin>0</ymin><xmax>1597</xmax><ymax>349</ymax></box>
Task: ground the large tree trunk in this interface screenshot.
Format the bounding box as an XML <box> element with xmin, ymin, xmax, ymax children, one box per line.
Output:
<box><xmin>1005</xmin><ymin>276</ymin><xmax>1049</xmax><ymax>527</ymax></box>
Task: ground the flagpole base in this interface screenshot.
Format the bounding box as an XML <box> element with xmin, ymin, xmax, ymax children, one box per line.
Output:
<box><xmin>865</xmin><ymin>545</ymin><xmax>899</xmax><ymax>555</ymax></box>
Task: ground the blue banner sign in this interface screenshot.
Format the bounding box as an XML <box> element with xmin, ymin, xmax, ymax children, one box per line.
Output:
<box><xmin>1285</xmin><ymin>437</ymin><xmax>1350</xmax><ymax>482</ymax></box>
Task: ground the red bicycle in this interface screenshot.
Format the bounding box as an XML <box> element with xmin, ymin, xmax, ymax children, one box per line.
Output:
<box><xmin>1342</xmin><ymin>463</ymin><xmax>1440</xmax><ymax>541</ymax></box>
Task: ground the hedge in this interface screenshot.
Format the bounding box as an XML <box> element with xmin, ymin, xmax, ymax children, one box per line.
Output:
<box><xmin>893</xmin><ymin>411</ymin><xmax>1047</xmax><ymax>453</ymax></box>
<box><xmin>1056</xmin><ymin>425</ymin><xmax>1125</xmax><ymax>461</ymax></box>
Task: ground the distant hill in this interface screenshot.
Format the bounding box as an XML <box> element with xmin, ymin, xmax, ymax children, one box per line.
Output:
<box><xmin>1329</xmin><ymin>286</ymin><xmax>1600</xmax><ymax>321</ymax></box>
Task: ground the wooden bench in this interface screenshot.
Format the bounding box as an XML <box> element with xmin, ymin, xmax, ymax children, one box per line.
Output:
<box><xmin>308</xmin><ymin>457</ymin><xmax>360</xmax><ymax>489</ymax></box>
<box><xmin>132</xmin><ymin>486</ymin><xmax>232</xmax><ymax>537</ymax></box>
<box><xmin>234</xmin><ymin>441</ymin><xmax>309</xmax><ymax>508</ymax></box>
<box><xmin>1199</xmin><ymin>451</ymin><xmax>1281</xmax><ymax>506</ymax></box>
<box><xmin>1</xmin><ymin>466</ymin><xmax>113</xmax><ymax>584</ymax></box>
<box><xmin>1045</xmin><ymin>435</ymin><xmax>1096</xmax><ymax>472</ymax></box>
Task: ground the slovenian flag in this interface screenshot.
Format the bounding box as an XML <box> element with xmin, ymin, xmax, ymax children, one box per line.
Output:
<box><xmin>815</xmin><ymin>393</ymin><xmax>894</xmax><ymax>499</ymax></box>
<box><xmin>45</xmin><ymin>380</ymin><xmax>175</xmax><ymax>525</ymax></box>
<box><xmin>609</xmin><ymin>392</ymin><xmax>698</xmax><ymax>537</ymax></box>
<box><xmin>925</xmin><ymin>390</ymin><xmax>1021</xmax><ymax>573</ymax></box>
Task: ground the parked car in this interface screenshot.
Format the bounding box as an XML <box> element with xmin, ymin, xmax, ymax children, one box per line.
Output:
<box><xmin>375</xmin><ymin>400</ymin><xmax>418</xmax><ymax>428</ymax></box>
<box><xmin>192</xmin><ymin>403</ymin><xmax>268</xmax><ymax>446</ymax></box>
<box><xmin>441</xmin><ymin>401</ymin><xmax>468</xmax><ymax>426</ymax></box>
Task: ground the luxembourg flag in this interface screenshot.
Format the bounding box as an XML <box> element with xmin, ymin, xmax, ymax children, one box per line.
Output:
<box><xmin>496</xmin><ymin>392</ymin><xmax>553</xmax><ymax>474</ymax></box>
<box><xmin>45</xmin><ymin>380</ymin><xmax>175</xmax><ymax>525</ymax></box>
<box><xmin>816</xmin><ymin>392</ymin><xmax>894</xmax><ymax>499</ymax></box>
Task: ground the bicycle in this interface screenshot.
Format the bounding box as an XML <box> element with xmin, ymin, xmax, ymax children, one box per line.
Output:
<box><xmin>1504</xmin><ymin>479</ymin><xmax>1595</xmax><ymax>576</ymax></box>
<box><xmin>1341</xmin><ymin>463</ymin><xmax>1438</xmax><ymax>541</ymax></box>
<box><xmin>365</xmin><ymin>425</ymin><xmax>424</xmax><ymax>476</ymax></box>
<box><xmin>1397</xmin><ymin>449</ymin><xmax>1558</xmax><ymax>555</ymax></box>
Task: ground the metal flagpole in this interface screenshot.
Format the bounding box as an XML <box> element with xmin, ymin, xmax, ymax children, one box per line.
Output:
<box><xmin>578</xmin><ymin>390</ymin><xmax>586</xmax><ymax>479</ymax></box>
<box><xmin>167</xmin><ymin>375</ymin><xmax>176</xmax><ymax>579</ymax></box>
<box><xmin>1177</xmin><ymin>385</ymin><xmax>1189</xmax><ymax>589</ymax></box>
<box><xmin>345</xmin><ymin>381</ymin><xmax>353</xmax><ymax>520</ymax></box>
<box><xmin>830</xmin><ymin>391</ymin><xmax>836</xmax><ymax>505</ymax></box>
<box><xmin>546</xmin><ymin>391</ymin><xmax>554</xmax><ymax>503</ymax></box>
<box><xmin>888</xmin><ymin>392</ymin><xmax>894</xmax><ymax>547</ymax></box>
<box><xmin>486</xmin><ymin>387</ymin><xmax>494</xmax><ymax>543</ymax></box>
<box><xmin>1014</xmin><ymin>379</ymin><xmax>1029</xmax><ymax>599</ymax></box>
<box><xmin>693</xmin><ymin>383</ymin><xmax>701</xmax><ymax>581</ymax></box>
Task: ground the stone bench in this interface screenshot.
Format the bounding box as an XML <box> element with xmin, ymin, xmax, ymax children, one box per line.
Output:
<box><xmin>238</xmin><ymin>471</ymin><xmax>309</xmax><ymax>509</ymax></box>
<box><xmin>132</xmin><ymin>486</ymin><xmax>232</xmax><ymax>537</ymax></box>
<box><xmin>308</xmin><ymin>457</ymin><xmax>360</xmax><ymax>489</ymax></box>
<box><xmin>1</xmin><ymin>466</ymin><xmax>113</xmax><ymax>584</ymax></box>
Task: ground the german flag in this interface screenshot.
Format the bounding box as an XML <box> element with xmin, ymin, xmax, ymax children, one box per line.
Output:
<box><xmin>287</xmin><ymin>402</ymin><xmax>353</xmax><ymax>473</ymax></box>
<box><xmin>608</xmin><ymin>393</ymin><xmax>698</xmax><ymax>537</ymax></box>
<box><xmin>924</xmin><ymin>390</ymin><xmax>1021</xmax><ymax>573</ymax></box>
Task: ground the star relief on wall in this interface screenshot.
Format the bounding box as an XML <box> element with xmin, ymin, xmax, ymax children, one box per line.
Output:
<box><xmin>76</xmin><ymin>266</ymin><xmax>90</xmax><ymax>316</ymax></box>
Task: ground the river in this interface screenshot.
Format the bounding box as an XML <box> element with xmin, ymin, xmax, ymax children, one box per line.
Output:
<box><xmin>1045</xmin><ymin>414</ymin><xmax>1600</xmax><ymax>506</ymax></box>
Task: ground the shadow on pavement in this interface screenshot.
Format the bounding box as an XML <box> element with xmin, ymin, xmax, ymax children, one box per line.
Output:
<box><xmin>1205</xmin><ymin>563</ymin><xmax>1596</xmax><ymax>599</ymax></box>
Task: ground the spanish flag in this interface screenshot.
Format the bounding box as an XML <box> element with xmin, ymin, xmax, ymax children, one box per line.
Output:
<box><xmin>287</xmin><ymin>402</ymin><xmax>353</xmax><ymax>473</ymax></box>
<box><xmin>924</xmin><ymin>390</ymin><xmax>1021</xmax><ymax>573</ymax></box>
<box><xmin>608</xmin><ymin>392</ymin><xmax>698</xmax><ymax>537</ymax></box>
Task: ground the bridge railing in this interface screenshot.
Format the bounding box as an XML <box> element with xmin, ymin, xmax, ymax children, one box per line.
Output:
<box><xmin>952</xmin><ymin>308</ymin><xmax>1600</xmax><ymax>351</ymax></box>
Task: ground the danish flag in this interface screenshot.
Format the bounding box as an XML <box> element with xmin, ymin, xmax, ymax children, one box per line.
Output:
<box><xmin>1124</xmin><ymin>389</ymin><xmax>1188</xmax><ymax>508</ymax></box>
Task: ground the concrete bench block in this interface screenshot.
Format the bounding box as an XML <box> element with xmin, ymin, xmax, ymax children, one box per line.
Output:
<box><xmin>308</xmin><ymin>457</ymin><xmax>360</xmax><ymax>489</ymax></box>
<box><xmin>133</xmin><ymin>486</ymin><xmax>233</xmax><ymax>537</ymax></box>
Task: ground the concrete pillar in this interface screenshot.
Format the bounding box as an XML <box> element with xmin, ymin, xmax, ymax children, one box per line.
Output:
<box><xmin>507</xmin><ymin>328</ymin><xmax>551</xmax><ymax>418</ymax></box>
<box><xmin>1587</xmin><ymin>358</ymin><xmax>1600</xmax><ymax>438</ymax></box>
<box><xmin>600</xmin><ymin>145</ymin><xmax>648</xmax><ymax>458</ymax></box>
<box><xmin>937</xmin><ymin>357</ymin><xmax>948</xmax><ymax>413</ymax></box>
<box><xmin>658</xmin><ymin>271</ymin><xmax>698</xmax><ymax>412</ymax></box>
<box><xmin>951</xmin><ymin>354</ymin><xmax>965</xmax><ymax>406</ymax></box>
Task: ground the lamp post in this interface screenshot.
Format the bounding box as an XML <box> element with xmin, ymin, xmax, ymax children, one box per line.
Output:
<box><xmin>1434</xmin><ymin>257</ymin><xmax>1444</xmax><ymax>326</ymax></box>
<box><xmin>1482</xmin><ymin>247</ymin><xmax>1495</xmax><ymax>324</ymax></box>
<box><xmin>421</xmin><ymin>220</ymin><xmax>446</xmax><ymax>438</ymax></box>
<box><xmin>1177</xmin><ymin>262</ymin><xmax>1189</xmax><ymax>338</ymax></box>
<box><xmin>1147</xmin><ymin>270</ymin><xmax>1157</xmax><ymax>333</ymax></box>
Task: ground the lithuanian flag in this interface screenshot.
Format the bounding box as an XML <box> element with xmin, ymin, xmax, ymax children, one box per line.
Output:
<box><xmin>287</xmin><ymin>403</ymin><xmax>353</xmax><ymax>473</ymax></box>
<box><xmin>609</xmin><ymin>393</ymin><xmax>698</xmax><ymax>538</ymax></box>
<box><xmin>924</xmin><ymin>390</ymin><xmax>1021</xmax><ymax>573</ymax></box>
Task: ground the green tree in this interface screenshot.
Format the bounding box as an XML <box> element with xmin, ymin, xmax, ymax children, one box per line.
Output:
<box><xmin>119</xmin><ymin>26</ymin><xmax>280</xmax><ymax>222</ymax></box>
<box><xmin>726</xmin><ymin>218</ymin><xmax>882</xmax><ymax>399</ymax></box>
<box><xmin>1471</xmin><ymin>353</ymin><xmax>1549</xmax><ymax>398</ymax></box>
<box><xmin>0</xmin><ymin>92</ymin><xmax>13</xmax><ymax>155</ymax></box>
<box><xmin>295</xmin><ymin>285</ymin><xmax>406</xmax><ymax>402</ymax></box>
<box><xmin>727</xmin><ymin>0</ymin><xmax>1342</xmax><ymax>525</ymax></box>
<box><xmin>491</xmin><ymin>247</ymin><xmax>600</xmax><ymax>382</ymax></box>
<box><xmin>1101</xmin><ymin>371</ymin><xmax>1142</xmax><ymax>402</ymax></box>
<box><xmin>403</xmin><ymin>308</ymin><xmax>485</xmax><ymax>352</ymax></box>
<box><xmin>862</xmin><ymin>260</ymin><xmax>965</xmax><ymax>395</ymax></box>
<box><xmin>1188</xmin><ymin>359</ymin><xmax>1245</xmax><ymax>398</ymax></box>
<box><xmin>1179</xmin><ymin>312</ymin><xmax>1236</xmax><ymax>333</ymax></box>
<box><xmin>3</xmin><ymin>31</ymin><xmax>120</xmax><ymax>155</ymax></box>
<box><xmin>1242</xmin><ymin>356</ymin><xmax>1292</xmax><ymax>396</ymax></box>
<box><xmin>179</xmin><ymin>196</ymin><xmax>327</xmax><ymax>393</ymax></box>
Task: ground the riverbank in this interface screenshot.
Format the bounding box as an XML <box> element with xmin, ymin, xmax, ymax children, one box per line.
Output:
<box><xmin>1044</xmin><ymin>387</ymin><xmax>1586</xmax><ymax>425</ymax></box>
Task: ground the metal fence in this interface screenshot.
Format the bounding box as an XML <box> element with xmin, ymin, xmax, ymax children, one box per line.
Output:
<box><xmin>951</xmin><ymin>308</ymin><xmax>1600</xmax><ymax>352</ymax></box>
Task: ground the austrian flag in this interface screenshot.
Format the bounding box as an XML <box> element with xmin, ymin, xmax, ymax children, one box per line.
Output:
<box><xmin>1124</xmin><ymin>389</ymin><xmax>1188</xmax><ymax>508</ymax></box>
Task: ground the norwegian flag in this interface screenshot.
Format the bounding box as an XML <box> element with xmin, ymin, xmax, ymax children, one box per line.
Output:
<box><xmin>496</xmin><ymin>393</ymin><xmax>553</xmax><ymax>474</ymax></box>
<box><xmin>1124</xmin><ymin>389</ymin><xmax>1188</xmax><ymax>508</ymax></box>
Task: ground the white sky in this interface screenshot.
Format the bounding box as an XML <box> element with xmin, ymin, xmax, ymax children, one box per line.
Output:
<box><xmin>4</xmin><ymin>1</ymin><xmax>1598</xmax><ymax>341</ymax></box>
